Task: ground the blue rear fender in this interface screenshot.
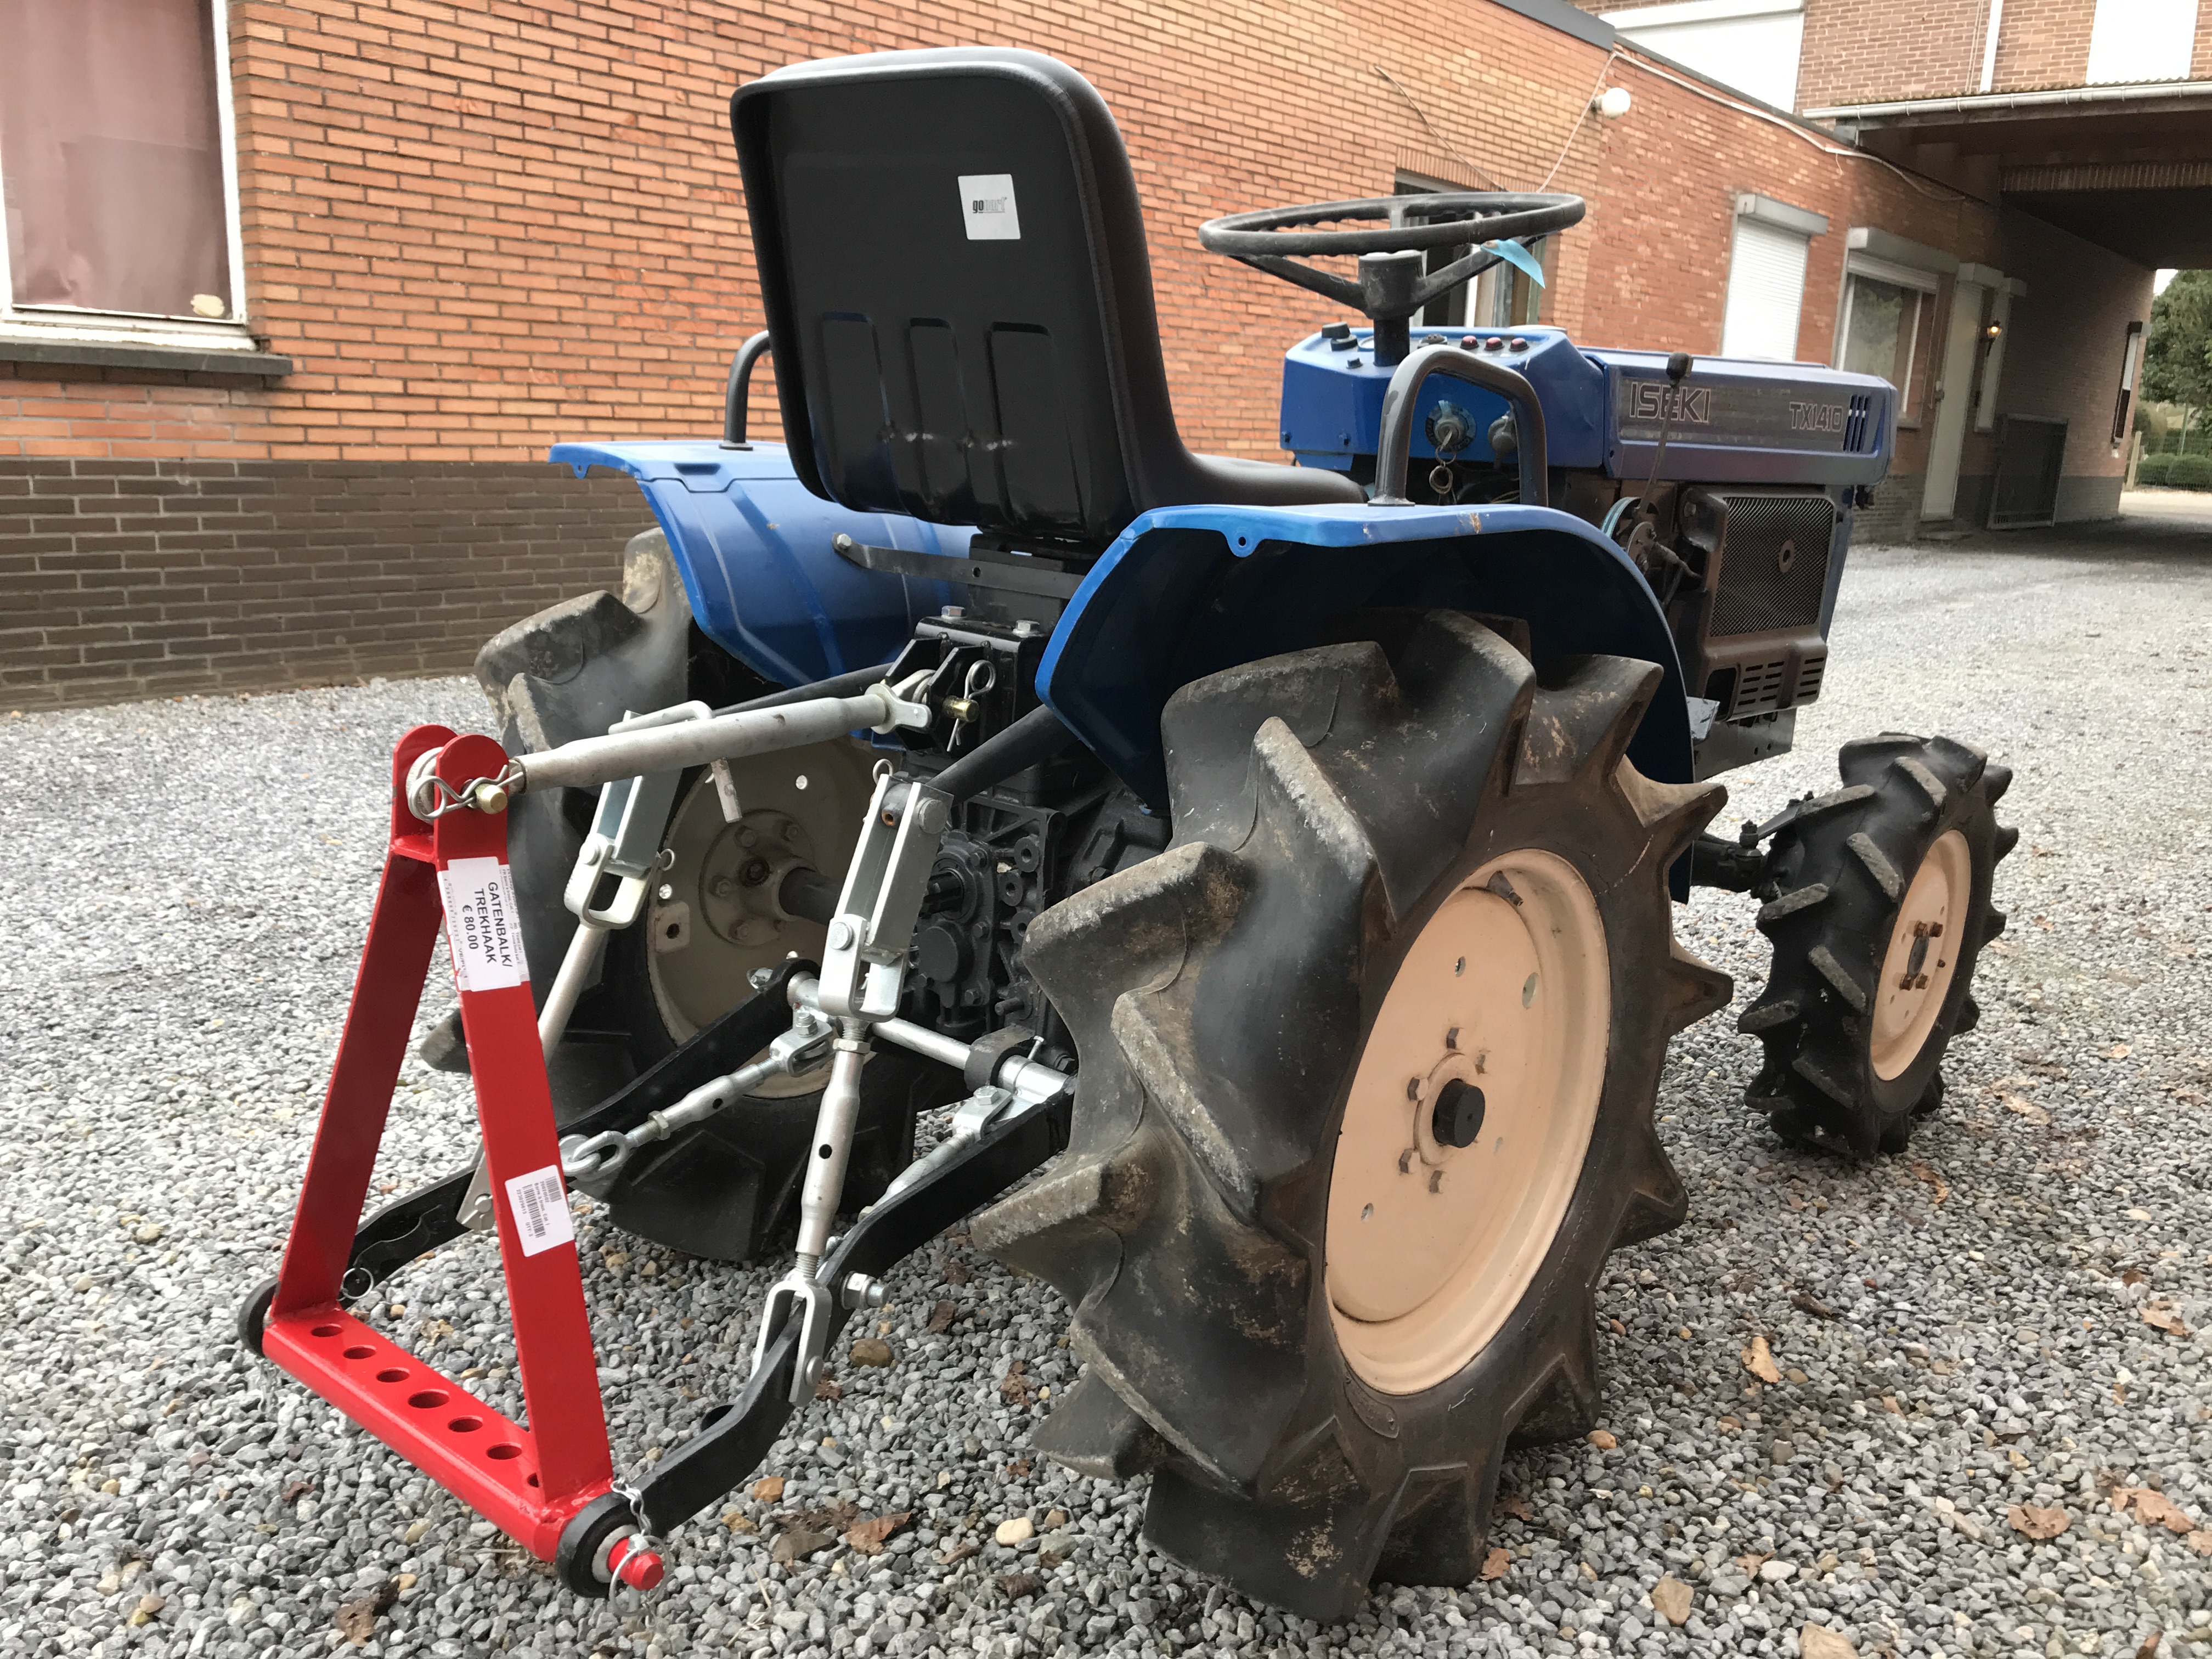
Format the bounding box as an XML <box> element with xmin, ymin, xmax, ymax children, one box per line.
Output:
<box><xmin>1036</xmin><ymin>499</ymin><xmax>1692</xmax><ymax>811</ymax></box>
<box><xmin>550</xmin><ymin>438</ymin><xmax>973</xmax><ymax>686</ymax></box>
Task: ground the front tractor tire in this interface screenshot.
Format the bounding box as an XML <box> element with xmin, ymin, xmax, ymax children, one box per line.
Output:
<box><xmin>1740</xmin><ymin>733</ymin><xmax>2016</xmax><ymax>1155</ymax></box>
<box><xmin>972</xmin><ymin>613</ymin><xmax>1732</xmax><ymax>1620</ymax></box>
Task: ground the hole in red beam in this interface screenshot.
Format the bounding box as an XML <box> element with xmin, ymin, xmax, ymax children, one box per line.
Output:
<box><xmin>311</xmin><ymin>1324</ymin><xmax>342</xmax><ymax>1338</ymax></box>
<box><xmin>407</xmin><ymin>1390</ymin><xmax>449</xmax><ymax>1410</ymax></box>
<box><xmin>486</xmin><ymin>1443</ymin><xmax>522</xmax><ymax>1462</ymax></box>
<box><xmin>375</xmin><ymin>1368</ymin><xmax>409</xmax><ymax>1384</ymax></box>
<box><xmin>342</xmin><ymin>1345</ymin><xmax>374</xmax><ymax>1359</ymax></box>
<box><xmin>527</xmin><ymin>1474</ymin><xmax>540</xmax><ymax>1488</ymax></box>
<box><xmin>447</xmin><ymin>1417</ymin><xmax>483</xmax><ymax>1434</ymax></box>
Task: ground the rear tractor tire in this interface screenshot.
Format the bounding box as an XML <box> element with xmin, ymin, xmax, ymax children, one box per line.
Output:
<box><xmin>454</xmin><ymin>529</ymin><xmax>947</xmax><ymax>1260</ymax></box>
<box><xmin>973</xmin><ymin>612</ymin><xmax>1732</xmax><ymax>1620</ymax></box>
<box><xmin>1740</xmin><ymin>732</ymin><xmax>2016</xmax><ymax>1155</ymax></box>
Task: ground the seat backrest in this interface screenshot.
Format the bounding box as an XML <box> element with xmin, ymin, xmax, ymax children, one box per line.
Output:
<box><xmin>732</xmin><ymin>49</ymin><xmax>1187</xmax><ymax>550</ymax></box>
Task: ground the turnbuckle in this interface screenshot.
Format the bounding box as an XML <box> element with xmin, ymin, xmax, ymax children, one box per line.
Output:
<box><xmin>558</xmin><ymin>1006</ymin><xmax>836</xmax><ymax>1189</ymax></box>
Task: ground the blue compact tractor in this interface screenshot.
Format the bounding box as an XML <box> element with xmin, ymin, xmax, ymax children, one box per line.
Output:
<box><xmin>257</xmin><ymin>47</ymin><xmax>2015</xmax><ymax>1617</ymax></box>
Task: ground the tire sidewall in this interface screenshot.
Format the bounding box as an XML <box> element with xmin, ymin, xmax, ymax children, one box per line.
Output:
<box><xmin>1301</xmin><ymin>759</ymin><xmax>1679</xmax><ymax>1482</ymax></box>
<box><xmin>1858</xmin><ymin>789</ymin><xmax>1997</xmax><ymax>1120</ymax></box>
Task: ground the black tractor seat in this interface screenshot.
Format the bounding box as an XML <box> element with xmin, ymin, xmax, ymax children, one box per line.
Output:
<box><xmin>731</xmin><ymin>47</ymin><xmax>1363</xmax><ymax>554</ymax></box>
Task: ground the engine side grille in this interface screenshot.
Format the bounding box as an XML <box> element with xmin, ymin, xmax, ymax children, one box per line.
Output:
<box><xmin>1709</xmin><ymin>493</ymin><xmax>1837</xmax><ymax>637</ymax></box>
<box><xmin>1795</xmin><ymin>652</ymin><xmax>1827</xmax><ymax>701</ymax></box>
<box><xmin>1844</xmin><ymin>393</ymin><xmax>1872</xmax><ymax>453</ymax></box>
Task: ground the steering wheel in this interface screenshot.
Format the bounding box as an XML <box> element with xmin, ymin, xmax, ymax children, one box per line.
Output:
<box><xmin>1198</xmin><ymin>193</ymin><xmax>1585</xmax><ymax>322</ymax></box>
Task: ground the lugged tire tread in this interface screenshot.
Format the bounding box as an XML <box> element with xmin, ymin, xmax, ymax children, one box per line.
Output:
<box><xmin>1744</xmin><ymin>732</ymin><xmax>2013</xmax><ymax>1155</ymax></box>
<box><xmin>979</xmin><ymin>613</ymin><xmax>1726</xmax><ymax>1620</ymax></box>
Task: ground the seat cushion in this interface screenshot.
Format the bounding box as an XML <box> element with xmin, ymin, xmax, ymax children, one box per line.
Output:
<box><xmin>1186</xmin><ymin>453</ymin><xmax>1367</xmax><ymax>510</ymax></box>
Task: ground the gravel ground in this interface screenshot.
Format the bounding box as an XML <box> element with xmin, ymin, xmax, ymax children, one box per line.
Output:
<box><xmin>4</xmin><ymin>509</ymin><xmax>2211</xmax><ymax>1659</ymax></box>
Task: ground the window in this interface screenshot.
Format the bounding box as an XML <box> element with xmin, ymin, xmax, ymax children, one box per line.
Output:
<box><xmin>1836</xmin><ymin>260</ymin><xmax>1938</xmax><ymax>419</ymax></box>
<box><xmin>1393</xmin><ymin>177</ymin><xmax>1550</xmax><ymax>330</ymax></box>
<box><xmin>2086</xmin><ymin>0</ymin><xmax>2199</xmax><ymax>84</ymax></box>
<box><xmin>1395</xmin><ymin>180</ymin><xmax>1476</xmax><ymax>329</ymax></box>
<box><xmin>0</xmin><ymin>0</ymin><xmax>243</xmax><ymax>330</ymax></box>
<box><xmin>1838</xmin><ymin>279</ymin><xmax>1925</xmax><ymax>399</ymax></box>
<box><xmin>1601</xmin><ymin>0</ymin><xmax>1805</xmax><ymax>110</ymax></box>
<box><xmin>2113</xmin><ymin>320</ymin><xmax>2145</xmax><ymax>446</ymax></box>
<box><xmin>1721</xmin><ymin>195</ymin><xmax>1825</xmax><ymax>361</ymax></box>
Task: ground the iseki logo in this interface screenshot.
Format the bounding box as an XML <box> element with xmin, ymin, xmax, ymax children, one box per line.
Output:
<box><xmin>1630</xmin><ymin>381</ymin><xmax>1711</xmax><ymax>425</ymax></box>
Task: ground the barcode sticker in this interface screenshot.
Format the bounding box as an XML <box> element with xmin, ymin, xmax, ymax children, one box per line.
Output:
<box><xmin>504</xmin><ymin>1165</ymin><xmax>574</xmax><ymax>1257</ymax></box>
<box><xmin>438</xmin><ymin>856</ymin><xmax>529</xmax><ymax>992</ymax></box>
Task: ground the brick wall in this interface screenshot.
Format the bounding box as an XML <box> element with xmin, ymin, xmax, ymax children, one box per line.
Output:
<box><xmin>1960</xmin><ymin>206</ymin><xmax>2154</xmax><ymax>517</ymax></box>
<box><xmin>1</xmin><ymin>458</ymin><xmax>646</xmax><ymax>707</ymax></box>
<box><xmin>1799</xmin><ymin>0</ymin><xmax>2208</xmax><ymax>109</ymax></box>
<box><xmin>1989</xmin><ymin>0</ymin><xmax>2098</xmax><ymax>91</ymax></box>
<box><xmin>0</xmin><ymin>0</ymin><xmax>2045</xmax><ymax>707</ymax></box>
<box><xmin>1798</xmin><ymin>0</ymin><xmax>1991</xmax><ymax>108</ymax></box>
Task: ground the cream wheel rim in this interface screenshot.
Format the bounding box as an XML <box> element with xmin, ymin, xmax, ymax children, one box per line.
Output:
<box><xmin>644</xmin><ymin>738</ymin><xmax>876</xmax><ymax>1096</ymax></box>
<box><xmin>1325</xmin><ymin>849</ymin><xmax>1610</xmax><ymax>1396</ymax></box>
<box><xmin>1870</xmin><ymin>828</ymin><xmax>1970</xmax><ymax>1081</ymax></box>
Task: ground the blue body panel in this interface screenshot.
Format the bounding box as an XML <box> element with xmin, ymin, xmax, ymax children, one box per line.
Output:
<box><xmin>1036</xmin><ymin>500</ymin><xmax>1690</xmax><ymax>813</ymax></box>
<box><xmin>550</xmin><ymin>439</ymin><xmax>974</xmax><ymax>686</ymax></box>
<box><xmin>1280</xmin><ymin>326</ymin><xmax>1896</xmax><ymax>488</ymax></box>
<box><xmin>1281</xmin><ymin>327</ymin><xmax>1607</xmax><ymax>471</ymax></box>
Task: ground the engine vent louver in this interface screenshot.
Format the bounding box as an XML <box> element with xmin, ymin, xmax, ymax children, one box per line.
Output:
<box><xmin>1844</xmin><ymin>393</ymin><xmax>1873</xmax><ymax>454</ymax></box>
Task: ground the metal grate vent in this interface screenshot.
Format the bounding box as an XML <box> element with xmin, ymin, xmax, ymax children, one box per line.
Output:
<box><xmin>1730</xmin><ymin>658</ymin><xmax>1790</xmax><ymax>716</ymax></box>
<box><xmin>1796</xmin><ymin>653</ymin><xmax>1827</xmax><ymax>701</ymax></box>
<box><xmin>1844</xmin><ymin>394</ymin><xmax>1872</xmax><ymax>454</ymax></box>
<box><xmin>1709</xmin><ymin>493</ymin><xmax>1837</xmax><ymax>637</ymax></box>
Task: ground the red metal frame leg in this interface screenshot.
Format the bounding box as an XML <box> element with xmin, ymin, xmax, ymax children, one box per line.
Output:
<box><xmin>262</xmin><ymin>728</ymin><xmax>618</xmax><ymax>1561</ymax></box>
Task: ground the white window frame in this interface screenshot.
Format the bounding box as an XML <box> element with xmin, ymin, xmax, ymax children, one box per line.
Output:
<box><xmin>1719</xmin><ymin>193</ymin><xmax>1826</xmax><ymax>361</ymax></box>
<box><xmin>1834</xmin><ymin>230</ymin><xmax>1951</xmax><ymax>425</ymax></box>
<box><xmin>0</xmin><ymin>0</ymin><xmax>253</xmax><ymax>349</ymax></box>
<box><xmin>1835</xmin><ymin>264</ymin><xmax>1935</xmax><ymax>421</ymax></box>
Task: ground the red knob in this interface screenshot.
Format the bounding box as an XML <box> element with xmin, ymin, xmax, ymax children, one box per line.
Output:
<box><xmin>608</xmin><ymin>1536</ymin><xmax>665</xmax><ymax>1592</ymax></box>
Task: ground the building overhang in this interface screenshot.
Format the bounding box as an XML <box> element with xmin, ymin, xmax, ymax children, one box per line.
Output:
<box><xmin>1803</xmin><ymin>79</ymin><xmax>2212</xmax><ymax>126</ymax></box>
<box><xmin>1805</xmin><ymin>81</ymin><xmax>2212</xmax><ymax>266</ymax></box>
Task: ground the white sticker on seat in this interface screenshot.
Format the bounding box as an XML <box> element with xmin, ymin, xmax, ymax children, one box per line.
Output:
<box><xmin>438</xmin><ymin>856</ymin><xmax>529</xmax><ymax>992</ymax></box>
<box><xmin>960</xmin><ymin>174</ymin><xmax>1020</xmax><ymax>241</ymax></box>
<box><xmin>504</xmin><ymin>1165</ymin><xmax>575</xmax><ymax>1257</ymax></box>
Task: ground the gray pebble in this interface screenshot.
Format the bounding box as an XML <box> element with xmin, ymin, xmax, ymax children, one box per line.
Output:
<box><xmin>2</xmin><ymin>521</ymin><xmax>2208</xmax><ymax>1659</ymax></box>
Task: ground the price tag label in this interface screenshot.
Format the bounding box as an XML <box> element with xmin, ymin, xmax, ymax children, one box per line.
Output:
<box><xmin>438</xmin><ymin>857</ymin><xmax>529</xmax><ymax>992</ymax></box>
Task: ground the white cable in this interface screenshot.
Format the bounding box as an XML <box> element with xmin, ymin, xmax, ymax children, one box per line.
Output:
<box><xmin>1536</xmin><ymin>49</ymin><xmax>1623</xmax><ymax>193</ymax></box>
<box><xmin>1370</xmin><ymin>65</ymin><xmax>1504</xmax><ymax>190</ymax></box>
<box><xmin>1615</xmin><ymin>48</ymin><xmax>1977</xmax><ymax>205</ymax></box>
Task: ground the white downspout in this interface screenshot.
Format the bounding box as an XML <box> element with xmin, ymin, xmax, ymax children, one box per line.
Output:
<box><xmin>1979</xmin><ymin>0</ymin><xmax>2005</xmax><ymax>92</ymax></box>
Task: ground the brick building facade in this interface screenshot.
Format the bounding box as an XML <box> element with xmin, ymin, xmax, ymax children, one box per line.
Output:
<box><xmin>1590</xmin><ymin>0</ymin><xmax>2211</xmax><ymax>529</ymax></box>
<box><xmin>2</xmin><ymin>0</ymin><xmax>2187</xmax><ymax>707</ymax></box>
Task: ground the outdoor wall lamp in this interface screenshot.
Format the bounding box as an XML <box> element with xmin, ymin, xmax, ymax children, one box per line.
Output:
<box><xmin>1593</xmin><ymin>87</ymin><xmax>1633</xmax><ymax>120</ymax></box>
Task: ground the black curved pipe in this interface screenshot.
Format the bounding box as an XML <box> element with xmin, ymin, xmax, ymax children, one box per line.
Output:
<box><xmin>930</xmin><ymin>703</ymin><xmax>1077</xmax><ymax>804</ymax></box>
<box><xmin>721</xmin><ymin>330</ymin><xmax>772</xmax><ymax>449</ymax></box>
<box><xmin>1372</xmin><ymin>345</ymin><xmax>1549</xmax><ymax>509</ymax></box>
